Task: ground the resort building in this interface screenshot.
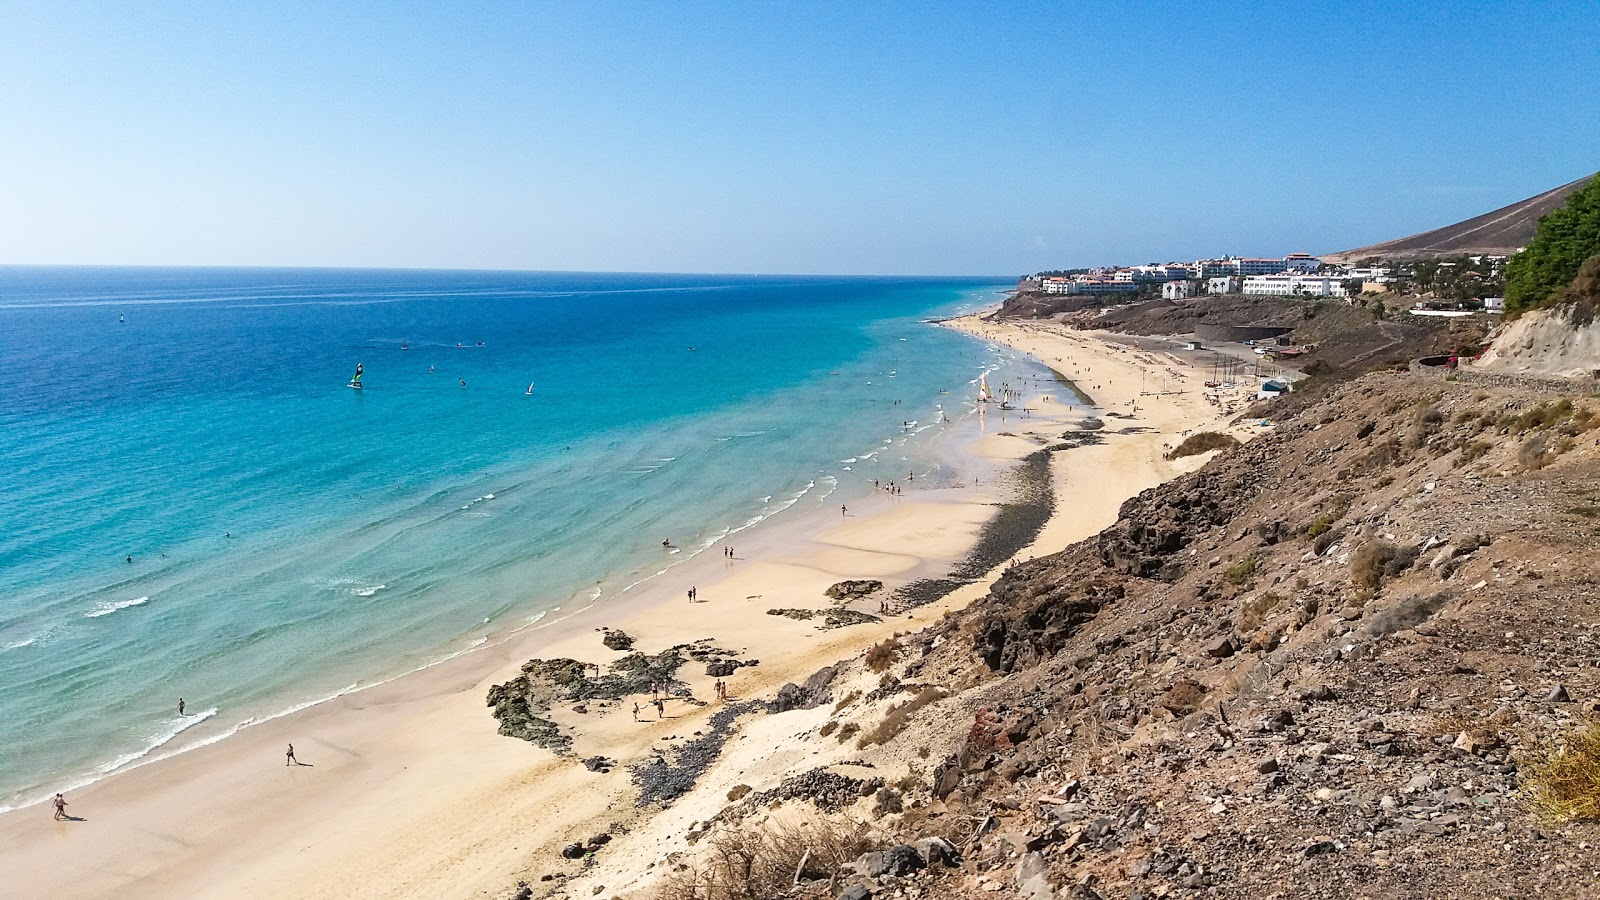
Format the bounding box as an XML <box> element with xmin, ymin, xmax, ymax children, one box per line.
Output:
<box><xmin>1131</xmin><ymin>264</ymin><xmax>1193</xmax><ymax>283</ymax></box>
<box><xmin>1283</xmin><ymin>253</ymin><xmax>1321</xmax><ymax>273</ymax></box>
<box><xmin>1206</xmin><ymin>276</ymin><xmax>1241</xmax><ymax>294</ymax></box>
<box><xmin>1063</xmin><ymin>279</ymin><xmax>1140</xmax><ymax>295</ymax></box>
<box><xmin>1242</xmin><ymin>275</ymin><xmax>1351</xmax><ymax>297</ymax></box>
<box><xmin>1161</xmin><ymin>280</ymin><xmax>1196</xmax><ymax>300</ymax></box>
<box><xmin>1345</xmin><ymin>266</ymin><xmax>1392</xmax><ymax>282</ymax></box>
<box><xmin>1236</xmin><ymin>257</ymin><xmax>1289</xmax><ymax>276</ymax></box>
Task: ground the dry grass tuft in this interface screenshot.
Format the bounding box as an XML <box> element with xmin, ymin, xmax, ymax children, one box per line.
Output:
<box><xmin>858</xmin><ymin>687</ymin><xmax>948</xmax><ymax>747</ymax></box>
<box><xmin>865</xmin><ymin>638</ymin><xmax>900</xmax><ymax>673</ymax></box>
<box><xmin>653</xmin><ymin>817</ymin><xmax>874</xmax><ymax>900</ymax></box>
<box><xmin>1238</xmin><ymin>591</ymin><xmax>1283</xmax><ymax>633</ymax></box>
<box><xmin>1222</xmin><ymin>557</ymin><xmax>1258</xmax><ymax>587</ymax></box>
<box><xmin>1350</xmin><ymin>539</ymin><xmax>1416</xmax><ymax>592</ymax></box>
<box><xmin>1520</xmin><ymin>718</ymin><xmax>1600</xmax><ymax>822</ymax></box>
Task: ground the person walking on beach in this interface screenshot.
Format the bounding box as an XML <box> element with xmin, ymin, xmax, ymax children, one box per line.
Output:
<box><xmin>52</xmin><ymin>793</ymin><xmax>67</xmax><ymax>820</ymax></box>
<box><xmin>285</xmin><ymin>743</ymin><xmax>297</xmax><ymax>766</ymax></box>
<box><xmin>654</xmin><ymin>698</ymin><xmax>665</xmax><ymax>719</ymax></box>
<box><xmin>632</xmin><ymin>703</ymin><xmax>640</xmax><ymax>722</ymax></box>
<box><xmin>178</xmin><ymin>697</ymin><xmax>185</xmax><ymax>716</ymax></box>
<box><xmin>840</xmin><ymin>504</ymin><xmax>847</xmax><ymax>517</ymax></box>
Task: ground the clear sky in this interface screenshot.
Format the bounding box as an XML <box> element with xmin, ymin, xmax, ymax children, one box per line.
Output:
<box><xmin>2</xmin><ymin>1</ymin><xmax>1596</xmax><ymax>275</ymax></box>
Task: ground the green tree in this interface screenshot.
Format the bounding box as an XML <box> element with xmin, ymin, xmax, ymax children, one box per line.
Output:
<box><xmin>1505</xmin><ymin>174</ymin><xmax>1600</xmax><ymax>314</ymax></box>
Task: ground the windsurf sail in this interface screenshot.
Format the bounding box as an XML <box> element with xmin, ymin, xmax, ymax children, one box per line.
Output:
<box><xmin>350</xmin><ymin>362</ymin><xmax>364</xmax><ymax>384</ymax></box>
<box><xmin>526</xmin><ymin>382</ymin><xmax>534</xmax><ymax>395</ymax></box>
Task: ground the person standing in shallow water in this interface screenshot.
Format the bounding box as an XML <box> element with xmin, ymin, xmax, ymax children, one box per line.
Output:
<box><xmin>178</xmin><ymin>697</ymin><xmax>185</xmax><ymax>716</ymax></box>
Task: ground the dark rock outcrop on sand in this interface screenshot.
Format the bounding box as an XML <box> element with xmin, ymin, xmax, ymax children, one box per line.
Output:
<box><xmin>487</xmin><ymin>640</ymin><xmax>748</xmax><ymax>754</ymax></box>
<box><xmin>825</xmin><ymin>579</ymin><xmax>884</xmax><ymax>601</ymax></box>
<box><xmin>891</xmin><ymin>449</ymin><xmax>1055</xmax><ymax>609</ymax></box>
<box><xmin>768</xmin><ymin>664</ymin><xmax>841</xmax><ymax>713</ymax></box>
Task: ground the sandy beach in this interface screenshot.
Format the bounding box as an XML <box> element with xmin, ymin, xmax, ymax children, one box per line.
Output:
<box><xmin>0</xmin><ymin>317</ymin><xmax>1241</xmax><ymax>899</ymax></box>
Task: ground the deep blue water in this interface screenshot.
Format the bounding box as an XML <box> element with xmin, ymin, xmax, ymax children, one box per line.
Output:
<box><xmin>0</xmin><ymin>267</ymin><xmax>1023</xmax><ymax>809</ymax></box>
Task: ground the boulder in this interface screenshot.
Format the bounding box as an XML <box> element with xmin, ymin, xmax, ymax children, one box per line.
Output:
<box><xmin>855</xmin><ymin>844</ymin><xmax>924</xmax><ymax>878</ymax></box>
<box><xmin>768</xmin><ymin>664</ymin><xmax>840</xmax><ymax>713</ymax></box>
<box><xmin>1016</xmin><ymin>850</ymin><xmax>1057</xmax><ymax>899</ymax></box>
<box><xmin>912</xmin><ymin>836</ymin><xmax>960</xmax><ymax>868</ymax></box>
<box><xmin>826</xmin><ymin>580</ymin><xmax>884</xmax><ymax>601</ymax></box>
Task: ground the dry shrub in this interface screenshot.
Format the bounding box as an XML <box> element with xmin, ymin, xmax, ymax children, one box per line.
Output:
<box><xmin>1238</xmin><ymin>591</ymin><xmax>1283</xmax><ymax>632</ymax></box>
<box><xmin>1460</xmin><ymin>439</ymin><xmax>1494</xmax><ymax>462</ymax></box>
<box><xmin>858</xmin><ymin>687</ymin><xmax>948</xmax><ymax>747</ymax></box>
<box><xmin>1519</xmin><ymin>433</ymin><xmax>1569</xmax><ymax>470</ymax></box>
<box><xmin>1343</xmin><ymin>438</ymin><xmax>1404</xmax><ymax>478</ymax></box>
<box><xmin>864</xmin><ymin>639</ymin><xmax>900</xmax><ymax>673</ymax></box>
<box><xmin>1520</xmin><ymin>718</ymin><xmax>1600</xmax><ymax>822</ymax></box>
<box><xmin>653</xmin><ymin>817</ymin><xmax>874</xmax><ymax>900</ymax></box>
<box><xmin>1509</xmin><ymin>399</ymin><xmax>1575</xmax><ymax>434</ymax></box>
<box><xmin>1165</xmin><ymin>431</ymin><xmax>1239</xmax><ymax>460</ymax></box>
<box><xmin>1406</xmin><ymin>404</ymin><xmax>1444</xmax><ymax>450</ymax></box>
<box><xmin>835</xmin><ymin>722</ymin><xmax>859</xmax><ymax>743</ymax></box>
<box><xmin>1350</xmin><ymin>540</ymin><xmax>1416</xmax><ymax>591</ymax></box>
<box><xmin>833</xmin><ymin>690</ymin><xmax>861</xmax><ymax>712</ymax></box>
<box><xmin>1222</xmin><ymin>557</ymin><xmax>1258</xmax><ymax>586</ymax></box>
<box><xmin>818</xmin><ymin>720</ymin><xmax>838</xmax><ymax>737</ymax></box>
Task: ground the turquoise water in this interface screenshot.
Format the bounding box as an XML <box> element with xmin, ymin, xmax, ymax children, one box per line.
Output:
<box><xmin>0</xmin><ymin>267</ymin><xmax>1030</xmax><ymax>810</ymax></box>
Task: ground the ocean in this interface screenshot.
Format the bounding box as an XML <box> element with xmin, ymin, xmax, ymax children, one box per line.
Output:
<box><xmin>0</xmin><ymin>267</ymin><xmax>1036</xmax><ymax>811</ymax></box>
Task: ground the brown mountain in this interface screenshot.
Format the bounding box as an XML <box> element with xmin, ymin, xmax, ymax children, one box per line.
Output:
<box><xmin>1325</xmin><ymin>172</ymin><xmax>1596</xmax><ymax>263</ymax></box>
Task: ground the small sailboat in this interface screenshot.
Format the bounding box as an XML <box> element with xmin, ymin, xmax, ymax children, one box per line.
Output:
<box><xmin>978</xmin><ymin>371</ymin><xmax>993</xmax><ymax>403</ymax></box>
<box><xmin>525</xmin><ymin>382</ymin><xmax>534</xmax><ymax>395</ymax></box>
<box><xmin>347</xmin><ymin>362</ymin><xmax>364</xmax><ymax>390</ymax></box>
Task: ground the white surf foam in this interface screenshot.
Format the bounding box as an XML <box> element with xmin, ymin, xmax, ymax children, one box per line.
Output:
<box><xmin>94</xmin><ymin>707</ymin><xmax>219</xmax><ymax>775</ymax></box>
<box><xmin>85</xmin><ymin>596</ymin><xmax>148</xmax><ymax>618</ymax></box>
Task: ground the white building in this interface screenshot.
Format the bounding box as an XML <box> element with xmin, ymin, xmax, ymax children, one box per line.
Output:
<box><xmin>1237</xmin><ymin>257</ymin><xmax>1289</xmax><ymax>276</ymax></box>
<box><xmin>1063</xmin><ymin>279</ymin><xmax>1139</xmax><ymax>295</ymax></box>
<box><xmin>1283</xmin><ymin>253</ymin><xmax>1321</xmax><ymax>273</ymax></box>
<box><xmin>1344</xmin><ymin>266</ymin><xmax>1392</xmax><ymax>282</ymax></box>
<box><xmin>1130</xmin><ymin>264</ymin><xmax>1192</xmax><ymax>283</ymax></box>
<box><xmin>1206</xmin><ymin>276</ymin><xmax>1241</xmax><ymax>294</ymax></box>
<box><xmin>1242</xmin><ymin>275</ymin><xmax>1351</xmax><ymax>297</ymax></box>
<box><xmin>1040</xmin><ymin>277</ymin><xmax>1074</xmax><ymax>294</ymax></box>
<box><xmin>1161</xmin><ymin>280</ymin><xmax>1196</xmax><ymax>300</ymax></box>
<box><xmin>1484</xmin><ymin>297</ymin><xmax>1505</xmax><ymax>313</ymax></box>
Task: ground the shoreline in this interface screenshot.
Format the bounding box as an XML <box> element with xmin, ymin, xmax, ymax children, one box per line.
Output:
<box><xmin>0</xmin><ymin>315</ymin><xmax>1236</xmax><ymax>899</ymax></box>
<box><xmin>0</xmin><ymin>301</ymin><xmax>1015</xmax><ymax>817</ymax></box>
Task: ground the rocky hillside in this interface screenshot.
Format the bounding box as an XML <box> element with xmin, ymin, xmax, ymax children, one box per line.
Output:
<box><xmin>626</xmin><ymin>372</ymin><xmax>1600</xmax><ymax>900</ymax></box>
<box><xmin>1326</xmin><ymin>174</ymin><xmax>1597</xmax><ymax>264</ymax></box>
<box><xmin>1044</xmin><ymin>294</ymin><xmax>1487</xmax><ymax>381</ymax></box>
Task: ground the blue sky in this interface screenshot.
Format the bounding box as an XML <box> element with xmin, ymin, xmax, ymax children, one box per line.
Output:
<box><xmin>1</xmin><ymin>1</ymin><xmax>1596</xmax><ymax>275</ymax></box>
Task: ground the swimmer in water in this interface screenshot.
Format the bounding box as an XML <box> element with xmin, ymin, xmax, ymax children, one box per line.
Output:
<box><xmin>459</xmin><ymin>378</ymin><xmax>467</xmax><ymax>388</ymax></box>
